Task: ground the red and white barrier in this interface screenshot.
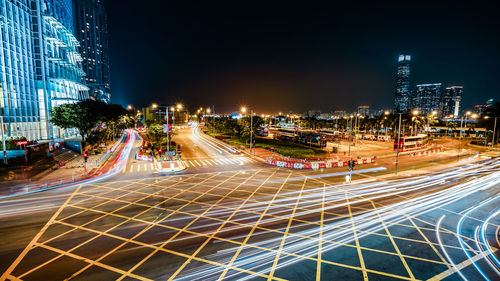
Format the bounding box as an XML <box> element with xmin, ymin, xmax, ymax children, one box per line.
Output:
<box><xmin>410</xmin><ymin>149</ymin><xmax>443</xmax><ymax>157</ymax></box>
<box><xmin>267</xmin><ymin>157</ymin><xmax>376</xmax><ymax>170</ymax></box>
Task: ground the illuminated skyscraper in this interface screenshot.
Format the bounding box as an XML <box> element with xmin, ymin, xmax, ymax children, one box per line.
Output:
<box><xmin>413</xmin><ymin>83</ymin><xmax>442</xmax><ymax>114</ymax></box>
<box><xmin>394</xmin><ymin>54</ymin><xmax>411</xmax><ymax>112</ymax></box>
<box><xmin>72</xmin><ymin>0</ymin><xmax>111</xmax><ymax>103</ymax></box>
<box><xmin>440</xmin><ymin>86</ymin><xmax>463</xmax><ymax>118</ymax></box>
<box><xmin>0</xmin><ymin>0</ymin><xmax>87</xmax><ymax>140</ymax></box>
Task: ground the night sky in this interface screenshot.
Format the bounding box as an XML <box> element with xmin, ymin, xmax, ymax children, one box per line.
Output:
<box><xmin>105</xmin><ymin>0</ymin><xmax>499</xmax><ymax>113</ymax></box>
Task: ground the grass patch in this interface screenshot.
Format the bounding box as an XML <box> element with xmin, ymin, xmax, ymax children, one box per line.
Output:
<box><xmin>207</xmin><ymin>132</ymin><xmax>327</xmax><ymax>158</ymax></box>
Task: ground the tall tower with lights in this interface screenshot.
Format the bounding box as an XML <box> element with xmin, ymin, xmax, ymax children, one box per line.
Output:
<box><xmin>394</xmin><ymin>54</ymin><xmax>411</xmax><ymax>112</ymax></box>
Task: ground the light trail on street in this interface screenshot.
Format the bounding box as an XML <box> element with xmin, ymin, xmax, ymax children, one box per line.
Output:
<box><xmin>1</xmin><ymin>154</ymin><xmax>500</xmax><ymax>280</ymax></box>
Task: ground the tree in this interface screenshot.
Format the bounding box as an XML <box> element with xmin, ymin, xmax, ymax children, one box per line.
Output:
<box><xmin>238</xmin><ymin>116</ymin><xmax>264</xmax><ymax>141</ymax></box>
<box><xmin>51</xmin><ymin>99</ymin><xmax>127</xmax><ymax>153</ymax></box>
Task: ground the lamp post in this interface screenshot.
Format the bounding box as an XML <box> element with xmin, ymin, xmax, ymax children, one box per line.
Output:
<box><xmin>458</xmin><ymin>111</ymin><xmax>472</xmax><ymax>161</ymax></box>
<box><xmin>427</xmin><ymin>111</ymin><xmax>437</xmax><ymax>133</ymax></box>
<box><xmin>485</xmin><ymin>116</ymin><xmax>497</xmax><ymax>148</ymax></box>
<box><xmin>151</xmin><ymin>103</ymin><xmax>183</xmax><ymax>153</ymax></box>
<box><xmin>348</xmin><ymin>115</ymin><xmax>353</xmax><ymax>158</ymax></box>
<box><xmin>395</xmin><ymin>113</ymin><xmax>402</xmax><ymax>175</ymax></box>
<box><xmin>241</xmin><ymin>106</ymin><xmax>253</xmax><ymax>155</ymax></box>
<box><xmin>384</xmin><ymin>111</ymin><xmax>390</xmax><ymax>137</ymax></box>
<box><xmin>411</xmin><ymin>110</ymin><xmax>419</xmax><ymax>136</ymax></box>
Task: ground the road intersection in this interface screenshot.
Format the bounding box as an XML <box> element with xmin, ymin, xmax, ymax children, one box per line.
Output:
<box><xmin>1</xmin><ymin>127</ymin><xmax>500</xmax><ymax>281</ymax></box>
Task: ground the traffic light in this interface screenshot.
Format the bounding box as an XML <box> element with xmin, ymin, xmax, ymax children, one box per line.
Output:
<box><xmin>83</xmin><ymin>152</ymin><xmax>88</xmax><ymax>162</ymax></box>
<box><xmin>158</xmin><ymin>148</ymin><xmax>163</xmax><ymax>154</ymax></box>
<box><xmin>348</xmin><ymin>160</ymin><xmax>356</xmax><ymax>169</ymax></box>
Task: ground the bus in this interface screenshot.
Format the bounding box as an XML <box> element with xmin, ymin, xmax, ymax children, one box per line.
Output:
<box><xmin>394</xmin><ymin>134</ymin><xmax>428</xmax><ymax>151</ymax></box>
<box><xmin>274</xmin><ymin>127</ymin><xmax>298</xmax><ymax>143</ymax></box>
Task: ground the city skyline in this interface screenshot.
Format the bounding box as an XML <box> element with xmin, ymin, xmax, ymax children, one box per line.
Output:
<box><xmin>105</xmin><ymin>1</ymin><xmax>498</xmax><ymax>113</ymax></box>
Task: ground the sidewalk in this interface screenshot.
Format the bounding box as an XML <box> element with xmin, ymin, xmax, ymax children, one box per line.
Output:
<box><xmin>0</xmin><ymin>135</ymin><xmax>127</xmax><ymax>194</ymax></box>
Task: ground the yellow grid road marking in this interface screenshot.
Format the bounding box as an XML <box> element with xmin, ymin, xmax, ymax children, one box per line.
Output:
<box><xmin>345</xmin><ymin>190</ymin><xmax>369</xmax><ymax>281</ymax></box>
<box><xmin>316</xmin><ymin>183</ymin><xmax>326</xmax><ymax>281</ymax></box>
<box><xmin>116</xmin><ymin>169</ymin><xmax>264</xmax><ymax>280</ymax></box>
<box><xmin>53</xmin><ymin>201</ymin><xmax>417</xmax><ymax>280</ymax></box>
<box><xmin>368</xmin><ymin>200</ymin><xmax>416</xmax><ymax>280</ymax></box>
<box><xmin>0</xmin><ymin>185</ymin><xmax>83</xmax><ymax>281</ymax></box>
<box><xmin>267</xmin><ymin>177</ymin><xmax>308</xmax><ymax>280</ymax></box>
<box><xmin>61</xmin><ymin>172</ymin><xmax>227</xmax><ymax>280</ymax></box>
<box><xmin>217</xmin><ymin>172</ymin><xmax>292</xmax><ymax>280</ymax></box>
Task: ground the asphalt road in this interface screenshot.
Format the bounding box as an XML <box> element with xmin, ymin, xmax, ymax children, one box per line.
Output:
<box><xmin>1</xmin><ymin>130</ymin><xmax>500</xmax><ymax>281</ymax></box>
<box><xmin>118</xmin><ymin>124</ymin><xmax>264</xmax><ymax>180</ymax></box>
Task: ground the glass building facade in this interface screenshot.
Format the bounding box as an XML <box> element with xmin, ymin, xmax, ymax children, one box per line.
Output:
<box><xmin>394</xmin><ymin>54</ymin><xmax>411</xmax><ymax>112</ymax></box>
<box><xmin>440</xmin><ymin>86</ymin><xmax>462</xmax><ymax>118</ymax></box>
<box><xmin>0</xmin><ymin>0</ymin><xmax>40</xmax><ymax>141</ymax></box>
<box><xmin>412</xmin><ymin>83</ymin><xmax>442</xmax><ymax>115</ymax></box>
<box><xmin>0</xmin><ymin>0</ymin><xmax>87</xmax><ymax>141</ymax></box>
<box><xmin>72</xmin><ymin>0</ymin><xmax>110</xmax><ymax>103</ymax></box>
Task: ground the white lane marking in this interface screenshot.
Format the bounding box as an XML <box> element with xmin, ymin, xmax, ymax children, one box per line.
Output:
<box><xmin>183</xmin><ymin>161</ymin><xmax>190</xmax><ymax>167</ymax></box>
<box><xmin>194</xmin><ymin>160</ymin><xmax>202</xmax><ymax>167</ymax></box>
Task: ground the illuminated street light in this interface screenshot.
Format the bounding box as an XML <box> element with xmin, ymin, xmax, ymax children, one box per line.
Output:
<box><xmin>127</xmin><ymin>105</ymin><xmax>133</xmax><ymax>110</ymax></box>
<box><xmin>206</xmin><ymin>108</ymin><xmax>211</xmax><ymax>114</ymax></box>
<box><xmin>384</xmin><ymin>111</ymin><xmax>390</xmax><ymax>115</ymax></box>
<box><xmin>176</xmin><ymin>104</ymin><xmax>183</xmax><ymax>110</ymax></box>
<box><xmin>241</xmin><ymin>106</ymin><xmax>254</xmax><ymax>155</ymax></box>
<box><xmin>152</xmin><ymin>103</ymin><xmax>158</xmax><ymax>109</ymax></box>
<box><xmin>412</xmin><ymin>110</ymin><xmax>419</xmax><ymax>115</ymax></box>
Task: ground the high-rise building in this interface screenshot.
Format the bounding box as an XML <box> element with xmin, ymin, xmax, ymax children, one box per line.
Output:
<box><xmin>412</xmin><ymin>83</ymin><xmax>442</xmax><ymax>115</ymax></box>
<box><xmin>394</xmin><ymin>54</ymin><xmax>411</xmax><ymax>112</ymax></box>
<box><xmin>0</xmin><ymin>0</ymin><xmax>87</xmax><ymax>140</ymax></box>
<box><xmin>440</xmin><ymin>86</ymin><xmax>463</xmax><ymax>118</ymax></box>
<box><xmin>72</xmin><ymin>0</ymin><xmax>110</xmax><ymax>103</ymax></box>
<box><xmin>357</xmin><ymin>105</ymin><xmax>370</xmax><ymax>116</ymax></box>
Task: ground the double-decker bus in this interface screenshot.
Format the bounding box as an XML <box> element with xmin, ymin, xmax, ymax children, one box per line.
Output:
<box><xmin>298</xmin><ymin>130</ymin><xmax>326</xmax><ymax>148</ymax></box>
<box><xmin>394</xmin><ymin>134</ymin><xmax>427</xmax><ymax>151</ymax></box>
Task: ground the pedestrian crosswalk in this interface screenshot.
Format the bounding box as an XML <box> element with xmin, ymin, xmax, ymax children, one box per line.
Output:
<box><xmin>123</xmin><ymin>156</ymin><xmax>258</xmax><ymax>173</ymax></box>
<box><xmin>182</xmin><ymin>156</ymin><xmax>257</xmax><ymax>168</ymax></box>
<box><xmin>124</xmin><ymin>162</ymin><xmax>156</xmax><ymax>174</ymax></box>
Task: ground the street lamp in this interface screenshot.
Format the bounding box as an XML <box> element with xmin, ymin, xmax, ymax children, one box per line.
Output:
<box><xmin>411</xmin><ymin>110</ymin><xmax>419</xmax><ymax>135</ymax></box>
<box><xmin>426</xmin><ymin>111</ymin><xmax>437</xmax><ymax>133</ymax></box>
<box><xmin>127</xmin><ymin>105</ymin><xmax>133</xmax><ymax>110</ymax></box>
<box><xmin>484</xmin><ymin>116</ymin><xmax>498</xmax><ymax>148</ymax></box>
<box><xmin>457</xmin><ymin>111</ymin><xmax>472</xmax><ymax>161</ymax></box>
<box><xmin>395</xmin><ymin>112</ymin><xmax>403</xmax><ymax>175</ymax></box>
<box><xmin>241</xmin><ymin>106</ymin><xmax>254</xmax><ymax>155</ymax></box>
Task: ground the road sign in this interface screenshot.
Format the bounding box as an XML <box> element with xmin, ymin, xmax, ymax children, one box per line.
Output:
<box><xmin>164</xmin><ymin>151</ymin><xmax>176</xmax><ymax>156</ymax></box>
<box><xmin>163</xmin><ymin>124</ymin><xmax>167</xmax><ymax>133</ymax></box>
<box><xmin>168</xmin><ymin>124</ymin><xmax>172</xmax><ymax>132</ymax></box>
<box><xmin>177</xmin><ymin>150</ymin><xmax>182</xmax><ymax>155</ymax></box>
<box><xmin>270</xmin><ymin>146</ymin><xmax>274</xmax><ymax>150</ymax></box>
